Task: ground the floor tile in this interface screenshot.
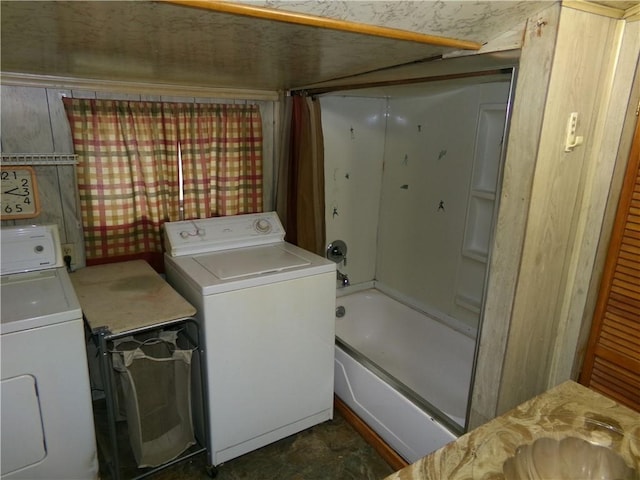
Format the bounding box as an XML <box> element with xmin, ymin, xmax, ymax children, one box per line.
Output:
<box><xmin>96</xmin><ymin>403</ymin><xmax>395</xmax><ymax>480</ymax></box>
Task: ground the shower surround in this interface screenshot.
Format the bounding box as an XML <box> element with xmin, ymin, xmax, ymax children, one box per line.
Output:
<box><xmin>322</xmin><ymin>78</ymin><xmax>511</xmax><ymax>459</ymax></box>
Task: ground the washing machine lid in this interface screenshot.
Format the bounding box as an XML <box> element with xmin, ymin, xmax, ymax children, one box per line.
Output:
<box><xmin>0</xmin><ymin>267</ymin><xmax>81</xmax><ymax>335</ymax></box>
<box><xmin>165</xmin><ymin>241</ymin><xmax>335</xmax><ymax>296</ymax></box>
<box><xmin>195</xmin><ymin>244</ymin><xmax>310</xmax><ymax>280</ymax></box>
<box><xmin>164</xmin><ymin>212</ymin><xmax>285</xmax><ymax>257</ymax></box>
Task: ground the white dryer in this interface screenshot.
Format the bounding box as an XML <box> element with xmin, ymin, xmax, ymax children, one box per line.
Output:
<box><xmin>0</xmin><ymin>225</ymin><xmax>98</xmax><ymax>479</ymax></box>
<box><xmin>164</xmin><ymin>212</ymin><xmax>335</xmax><ymax>466</ymax></box>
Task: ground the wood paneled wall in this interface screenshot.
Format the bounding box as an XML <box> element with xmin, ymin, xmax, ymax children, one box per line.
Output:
<box><xmin>470</xmin><ymin>5</ymin><xmax>640</xmax><ymax>426</ymax></box>
<box><xmin>469</xmin><ymin>4</ymin><xmax>561</xmax><ymax>427</ymax></box>
<box><xmin>497</xmin><ymin>6</ymin><xmax>621</xmax><ymax>413</ymax></box>
<box><xmin>1</xmin><ymin>86</ymin><xmax>84</xmax><ymax>266</ymax></box>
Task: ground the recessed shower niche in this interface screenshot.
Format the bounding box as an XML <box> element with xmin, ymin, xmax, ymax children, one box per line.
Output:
<box><xmin>457</xmin><ymin>102</ymin><xmax>508</xmax><ymax>316</ymax></box>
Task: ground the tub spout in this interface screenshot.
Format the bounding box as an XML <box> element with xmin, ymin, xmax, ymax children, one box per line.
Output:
<box><xmin>337</xmin><ymin>270</ymin><xmax>350</xmax><ymax>287</ymax></box>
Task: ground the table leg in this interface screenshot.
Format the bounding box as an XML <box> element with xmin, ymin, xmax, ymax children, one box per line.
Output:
<box><xmin>97</xmin><ymin>330</ymin><xmax>120</xmax><ymax>480</ymax></box>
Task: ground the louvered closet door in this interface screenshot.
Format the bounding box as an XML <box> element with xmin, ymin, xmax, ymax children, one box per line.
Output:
<box><xmin>580</xmin><ymin>118</ymin><xmax>640</xmax><ymax>412</ymax></box>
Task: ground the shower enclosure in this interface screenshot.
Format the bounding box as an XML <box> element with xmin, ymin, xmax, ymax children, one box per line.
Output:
<box><xmin>321</xmin><ymin>71</ymin><xmax>514</xmax><ymax>459</ymax></box>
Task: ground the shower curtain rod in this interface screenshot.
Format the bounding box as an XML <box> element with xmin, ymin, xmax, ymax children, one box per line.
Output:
<box><xmin>294</xmin><ymin>68</ymin><xmax>513</xmax><ymax>97</ymax></box>
<box><xmin>163</xmin><ymin>0</ymin><xmax>482</xmax><ymax>51</ymax></box>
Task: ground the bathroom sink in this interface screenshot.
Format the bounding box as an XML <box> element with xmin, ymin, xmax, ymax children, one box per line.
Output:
<box><xmin>503</xmin><ymin>436</ymin><xmax>638</xmax><ymax>480</ymax></box>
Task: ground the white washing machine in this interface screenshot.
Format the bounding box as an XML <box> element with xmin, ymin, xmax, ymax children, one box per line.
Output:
<box><xmin>164</xmin><ymin>212</ymin><xmax>336</xmax><ymax>466</ymax></box>
<box><xmin>0</xmin><ymin>225</ymin><xmax>98</xmax><ymax>479</ymax></box>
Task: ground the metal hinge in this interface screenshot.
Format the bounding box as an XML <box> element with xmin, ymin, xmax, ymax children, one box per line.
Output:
<box><xmin>636</xmin><ymin>98</ymin><xmax>640</xmax><ymax>116</ymax></box>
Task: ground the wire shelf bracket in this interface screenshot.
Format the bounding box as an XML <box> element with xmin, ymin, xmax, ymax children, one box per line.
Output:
<box><xmin>1</xmin><ymin>153</ymin><xmax>78</xmax><ymax>166</ymax></box>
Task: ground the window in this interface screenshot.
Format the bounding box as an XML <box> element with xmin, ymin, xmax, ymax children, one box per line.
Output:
<box><xmin>64</xmin><ymin>98</ymin><xmax>263</xmax><ymax>269</ymax></box>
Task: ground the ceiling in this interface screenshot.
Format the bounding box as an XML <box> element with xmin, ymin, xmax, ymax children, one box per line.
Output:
<box><xmin>0</xmin><ymin>1</ymin><xmax>636</xmax><ymax>93</ymax></box>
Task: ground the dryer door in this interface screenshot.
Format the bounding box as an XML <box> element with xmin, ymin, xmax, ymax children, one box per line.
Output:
<box><xmin>1</xmin><ymin>375</ymin><xmax>46</xmax><ymax>475</ymax></box>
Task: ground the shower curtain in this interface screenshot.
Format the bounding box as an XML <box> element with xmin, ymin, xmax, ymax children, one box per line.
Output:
<box><xmin>276</xmin><ymin>94</ymin><xmax>326</xmax><ymax>256</ymax></box>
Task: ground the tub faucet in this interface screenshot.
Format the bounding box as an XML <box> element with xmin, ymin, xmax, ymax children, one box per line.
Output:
<box><xmin>337</xmin><ymin>270</ymin><xmax>350</xmax><ymax>287</ymax></box>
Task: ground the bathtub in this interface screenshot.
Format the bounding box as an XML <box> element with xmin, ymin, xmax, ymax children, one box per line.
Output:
<box><xmin>334</xmin><ymin>288</ymin><xmax>476</xmax><ymax>463</ymax></box>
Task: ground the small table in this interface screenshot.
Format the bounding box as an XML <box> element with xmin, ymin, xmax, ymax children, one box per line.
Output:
<box><xmin>71</xmin><ymin>260</ymin><xmax>211</xmax><ymax>479</ymax></box>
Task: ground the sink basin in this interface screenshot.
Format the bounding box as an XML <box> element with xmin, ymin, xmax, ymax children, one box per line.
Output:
<box><xmin>503</xmin><ymin>436</ymin><xmax>638</xmax><ymax>480</ymax></box>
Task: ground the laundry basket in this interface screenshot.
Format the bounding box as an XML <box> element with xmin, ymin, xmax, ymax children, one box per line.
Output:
<box><xmin>111</xmin><ymin>330</ymin><xmax>196</xmax><ymax>468</ymax></box>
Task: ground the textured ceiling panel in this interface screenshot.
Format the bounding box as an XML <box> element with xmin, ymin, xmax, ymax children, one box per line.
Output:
<box><xmin>1</xmin><ymin>1</ymin><xmax>461</xmax><ymax>90</ymax></box>
<box><xmin>3</xmin><ymin>1</ymin><xmax>625</xmax><ymax>92</ymax></box>
<box><xmin>250</xmin><ymin>1</ymin><xmax>554</xmax><ymax>42</ymax></box>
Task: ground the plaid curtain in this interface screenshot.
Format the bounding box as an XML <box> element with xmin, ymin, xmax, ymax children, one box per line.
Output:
<box><xmin>176</xmin><ymin>103</ymin><xmax>263</xmax><ymax>218</ymax></box>
<box><xmin>63</xmin><ymin>98</ymin><xmax>263</xmax><ymax>266</ymax></box>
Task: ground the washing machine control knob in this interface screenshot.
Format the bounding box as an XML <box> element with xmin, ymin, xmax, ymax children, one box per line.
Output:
<box><xmin>254</xmin><ymin>218</ymin><xmax>272</xmax><ymax>234</ymax></box>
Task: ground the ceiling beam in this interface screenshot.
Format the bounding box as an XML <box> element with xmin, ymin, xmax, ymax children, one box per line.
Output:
<box><xmin>162</xmin><ymin>0</ymin><xmax>483</xmax><ymax>50</ymax></box>
<box><xmin>301</xmin><ymin>69</ymin><xmax>513</xmax><ymax>96</ymax></box>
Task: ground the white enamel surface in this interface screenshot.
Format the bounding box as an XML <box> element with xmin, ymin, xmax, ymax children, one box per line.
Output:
<box><xmin>322</xmin><ymin>96</ymin><xmax>387</xmax><ymax>286</ymax></box>
<box><xmin>0</xmin><ymin>225</ymin><xmax>63</xmax><ymax>274</ymax></box>
<box><xmin>0</xmin><ymin>303</ymin><xmax>97</xmax><ymax>479</ymax></box>
<box><xmin>335</xmin><ymin>289</ymin><xmax>475</xmax><ymax>424</ymax></box>
<box><xmin>194</xmin><ymin>245</ymin><xmax>310</xmax><ymax>280</ymax></box>
<box><xmin>164</xmin><ymin>212</ymin><xmax>333</xmax><ymax>292</ymax></box>
<box><xmin>166</xmin><ymin>262</ymin><xmax>335</xmax><ymax>465</ymax></box>
<box><xmin>164</xmin><ymin>212</ymin><xmax>285</xmax><ymax>256</ymax></box>
<box><xmin>323</xmin><ymin>81</ymin><xmax>511</xmax><ymax>331</ymax></box>
<box><xmin>165</xmin><ymin>242</ymin><xmax>334</xmax><ymax>296</ymax></box>
<box><xmin>335</xmin><ymin>344</ymin><xmax>456</xmax><ymax>463</ymax></box>
<box><xmin>164</xmin><ymin>219</ymin><xmax>336</xmax><ymax>466</ymax></box>
<box><xmin>1</xmin><ymin>224</ymin><xmax>97</xmax><ymax>478</ymax></box>
<box><xmin>0</xmin><ymin>225</ymin><xmax>81</xmax><ymax>335</ymax></box>
<box><xmin>0</xmin><ymin>375</ymin><xmax>45</xmax><ymax>475</ymax></box>
<box><xmin>0</xmin><ymin>268</ymin><xmax>81</xmax><ymax>334</ymax></box>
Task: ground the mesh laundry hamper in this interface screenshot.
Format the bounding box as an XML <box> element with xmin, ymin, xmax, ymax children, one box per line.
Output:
<box><xmin>112</xmin><ymin>330</ymin><xmax>196</xmax><ymax>468</ymax></box>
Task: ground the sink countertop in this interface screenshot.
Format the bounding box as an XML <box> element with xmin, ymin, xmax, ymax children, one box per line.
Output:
<box><xmin>384</xmin><ymin>381</ymin><xmax>639</xmax><ymax>480</ymax></box>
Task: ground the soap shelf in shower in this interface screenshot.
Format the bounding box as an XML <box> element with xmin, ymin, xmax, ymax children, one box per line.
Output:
<box><xmin>455</xmin><ymin>294</ymin><xmax>481</xmax><ymax>314</ymax></box>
